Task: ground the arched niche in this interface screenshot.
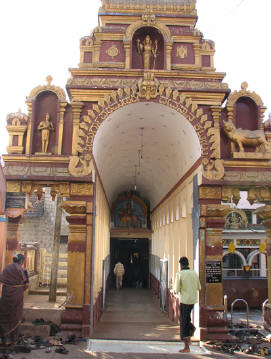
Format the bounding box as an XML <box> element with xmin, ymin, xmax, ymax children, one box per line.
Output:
<box><xmin>32</xmin><ymin>91</ymin><xmax>58</xmax><ymax>154</ymax></box>
<box><xmin>132</xmin><ymin>26</ymin><xmax>165</xmax><ymax>70</ymax></box>
<box><xmin>235</xmin><ymin>96</ymin><xmax>258</xmax><ymax>131</ymax></box>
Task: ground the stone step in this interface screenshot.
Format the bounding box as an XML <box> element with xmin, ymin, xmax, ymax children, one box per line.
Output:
<box><xmin>23</xmin><ymin>307</ymin><xmax>63</xmax><ymax>325</ymax></box>
<box><xmin>20</xmin><ymin>322</ymin><xmax>51</xmax><ymax>338</ymax></box>
<box><xmin>29</xmin><ymin>289</ymin><xmax>67</xmax><ymax>296</ymax></box>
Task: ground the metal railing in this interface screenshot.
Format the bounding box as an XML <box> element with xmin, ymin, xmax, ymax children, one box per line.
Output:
<box><xmin>231</xmin><ymin>298</ymin><xmax>249</xmax><ymax>328</ymax></box>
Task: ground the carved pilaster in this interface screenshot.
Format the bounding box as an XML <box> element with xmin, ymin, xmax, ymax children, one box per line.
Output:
<box><xmin>25</xmin><ymin>102</ymin><xmax>33</xmax><ymax>155</ymax></box>
<box><xmin>259</xmin><ymin>106</ymin><xmax>267</xmax><ymax>130</ymax></box>
<box><xmin>165</xmin><ymin>42</ymin><xmax>173</xmax><ymax>71</ymax></box>
<box><xmin>58</xmin><ymin>102</ymin><xmax>67</xmax><ymax>155</ymax></box>
<box><xmin>71</xmin><ymin>102</ymin><xmax>84</xmax><ymax>155</ymax></box>
<box><xmin>210</xmin><ymin>106</ymin><xmax>221</xmax><ymax>158</ymax></box>
<box><xmin>193</xmin><ymin>43</ymin><xmax>201</xmax><ymax>68</ymax></box>
<box><xmin>199</xmin><ymin>204</ymin><xmax>231</xmax><ymax>340</ymax></box>
<box><xmin>227</xmin><ymin>105</ymin><xmax>234</xmax><ymax>123</ymax></box>
<box><xmin>93</xmin><ymin>41</ymin><xmax>102</xmax><ymax>66</ymax></box>
<box><xmin>61</xmin><ymin>201</ymin><xmax>87</xmax><ymax>306</ymax></box>
<box><xmin>123</xmin><ymin>40</ymin><xmax>131</xmax><ymax>70</ymax></box>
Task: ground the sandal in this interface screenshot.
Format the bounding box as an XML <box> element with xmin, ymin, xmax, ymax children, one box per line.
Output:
<box><xmin>55</xmin><ymin>346</ymin><xmax>69</xmax><ymax>354</ymax></box>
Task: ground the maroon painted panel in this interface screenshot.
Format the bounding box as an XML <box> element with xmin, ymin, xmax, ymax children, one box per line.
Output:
<box><xmin>132</xmin><ymin>27</ymin><xmax>164</xmax><ymax>70</ymax></box>
<box><xmin>172</xmin><ymin>43</ymin><xmax>194</xmax><ymax>65</ymax></box>
<box><xmin>99</xmin><ymin>41</ymin><xmax>125</xmax><ymax>63</ymax></box>
<box><xmin>235</xmin><ymin>97</ymin><xmax>258</xmax><ymax>131</ymax></box>
<box><xmin>62</xmin><ymin>105</ymin><xmax>73</xmax><ymax>155</ymax></box>
<box><xmin>202</xmin><ymin>55</ymin><xmax>210</xmax><ymax>67</ymax></box>
<box><xmin>84</xmin><ymin>51</ymin><xmax>92</xmax><ymax>63</ymax></box>
<box><xmin>32</xmin><ymin>92</ymin><xmax>58</xmax><ymax>155</ymax></box>
<box><xmin>168</xmin><ymin>25</ymin><xmax>193</xmax><ymax>36</ymax></box>
<box><xmin>223</xmin><ymin>278</ymin><xmax>267</xmax><ymax>308</ymax></box>
<box><xmin>12</xmin><ymin>135</ymin><xmax>18</xmax><ymax>146</ymax></box>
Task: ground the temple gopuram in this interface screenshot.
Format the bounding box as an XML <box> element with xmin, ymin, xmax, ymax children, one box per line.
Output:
<box><xmin>3</xmin><ymin>0</ymin><xmax>271</xmax><ymax>340</ymax></box>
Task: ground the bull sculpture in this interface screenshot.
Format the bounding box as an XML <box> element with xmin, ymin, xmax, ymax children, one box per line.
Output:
<box><xmin>223</xmin><ymin>120</ymin><xmax>269</xmax><ymax>154</ymax></box>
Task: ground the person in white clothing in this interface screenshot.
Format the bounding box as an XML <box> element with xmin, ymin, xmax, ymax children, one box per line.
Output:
<box><xmin>113</xmin><ymin>261</ymin><xmax>125</xmax><ymax>289</ymax></box>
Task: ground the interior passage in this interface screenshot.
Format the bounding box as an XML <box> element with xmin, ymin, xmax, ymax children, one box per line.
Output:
<box><xmin>92</xmin><ymin>288</ymin><xmax>179</xmax><ymax>341</ymax></box>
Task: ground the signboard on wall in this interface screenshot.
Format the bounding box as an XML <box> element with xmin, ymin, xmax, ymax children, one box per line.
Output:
<box><xmin>5</xmin><ymin>192</ymin><xmax>26</xmax><ymax>209</ymax></box>
<box><xmin>206</xmin><ymin>261</ymin><xmax>222</xmax><ymax>283</ymax></box>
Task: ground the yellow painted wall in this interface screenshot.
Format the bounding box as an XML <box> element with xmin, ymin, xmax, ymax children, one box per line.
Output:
<box><xmin>93</xmin><ymin>176</ymin><xmax>110</xmax><ymax>300</ymax></box>
<box><xmin>151</xmin><ymin>167</ymin><xmax>202</xmax><ymax>288</ymax></box>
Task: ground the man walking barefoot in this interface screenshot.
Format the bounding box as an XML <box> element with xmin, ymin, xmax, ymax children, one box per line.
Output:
<box><xmin>175</xmin><ymin>256</ymin><xmax>201</xmax><ymax>353</ymax></box>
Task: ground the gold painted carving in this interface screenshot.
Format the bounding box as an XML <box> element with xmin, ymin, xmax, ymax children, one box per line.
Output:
<box><xmin>136</xmin><ymin>35</ymin><xmax>158</xmax><ymax>70</ymax></box>
<box><xmin>176</xmin><ymin>45</ymin><xmax>187</xmax><ymax>59</ymax></box>
<box><xmin>102</xmin><ymin>0</ymin><xmax>196</xmax><ymax>15</ymax></box>
<box><xmin>227</xmin><ymin>82</ymin><xmax>263</xmax><ymax>107</ymax></box>
<box><xmin>222</xmin><ymin>186</ymin><xmax>240</xmax><ymax>204</ymax></box>
<box><xmin>68</xmin><ymin>80</ymin><xmax>219</xmax><ymax>177</ymax></box>
<box><xmin>106</xmin><ymin>45</ymin><xmax>119</xmax><ymax>59</ymax></box>
<box><xmin>225</xmin><ymin>209</ymin><xmax>248</xmax><ymax>229</ymax></box>
<box><xmin>27</xmin><ymin>75</ymin><xmax>66</xmax><ymax>101</ymax></box>
<box><xmin>247</xmin><ymin>187</ymin><xmax>271</xmax><ymax>205</ymax></box>
<box><xmin>68</xmin><ymin>155</ymin><xmax>93</xmax><ymax>177</ymax></box>
<box><xmin>67</xmin><ymin>77</ymin><xmax>228</xmax><ymax>91</ymax></box>
<box><xmin>224</xmin><ymin>171</ymin><xmax>271</xmax><ymax>183</ymax></box>
<box><xmin>223</xmin><ymin>120</ymin><xmax>270</xmax><ymax>155</ymax></box>
<box><xmin>202</xmin><ymin>158</ymin><xmax>224</xmax><ymax>181</ymax></box>
<box><xmin>6</xmin><ymin>110</ymin><xmax>28</xmax><ymax>154</ymax></box>
<box><xmin>6</xmin><ymin>181</ymin><xmax>21</xmax><ymax>193</ymax></box>
<box><xmin>70</xmin><ymin>183</ymin><xmax>93</xmax><ymax>196</ymax></box>
<box><xmin>60</xmin><ymin>201</ymin><xmax>86</xmax><ymax>215</ymax></box>
<box><xmin>199</xmin><ymin>186</ymin><xmax>221</xmax><ymax>200</ymax></box>
<box><xmin>207</xmin><ymin>204</ymin><xmax>231</xmax><ymax>219</ymax></box>
<box><xmin>125</xmin><ymin>20</ymin><xmax>172</xmax><ymax>44</ymax></box>
<box><xmin>37</xmin><ymin>113</ymin><xmax>54</xmax><ymax>153</ymax></box>
<box><xmin>138</xmin><ymin>72</ymin><xmax>159</xmax><ymax>100</ymax></box>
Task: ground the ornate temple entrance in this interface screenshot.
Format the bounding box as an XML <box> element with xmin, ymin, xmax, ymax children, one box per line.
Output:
<box><xmin>3</xmin><ymin>0</ymin><xmax>271</xmax><ymax>340</ymax></box>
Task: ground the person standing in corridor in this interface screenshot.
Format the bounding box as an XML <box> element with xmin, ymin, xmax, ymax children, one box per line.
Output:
<box><xmin>113</xmin><ymin>261</ymin><xmax>125</xmax><ymax>289</ymax></box>
<box><xmin>175</xmin><ymin>256</ymin><xmax>201</xmax><ymax>353</ymax></box>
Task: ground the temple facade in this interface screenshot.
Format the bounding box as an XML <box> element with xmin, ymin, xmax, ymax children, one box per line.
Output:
<box><xmin>3</xmin><ymin>0</ymin><xmax>271</xmax><ymax>339</ymax></box>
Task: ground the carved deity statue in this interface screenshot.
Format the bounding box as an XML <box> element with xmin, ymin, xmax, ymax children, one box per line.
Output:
<box><xmin>38</xmin><ymin>113</ymin><xmax>54</xmax><ymax>153</ymax></box>
<box><xmin>136</xmin><ymin>35</ymin><xmax>158</xmax><ymax>70</ymax></box>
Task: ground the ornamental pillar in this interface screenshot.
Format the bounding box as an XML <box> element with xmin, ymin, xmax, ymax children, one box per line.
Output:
<box><xmin>193</xmin><ymin>43</ymin><xmax>201</xmax><ymax>68</ymax></box>
<box><xmin>123</xmin><ymin>40</ymin><xmax>131</xmax><ymax>70</ymax></box>
<box><xmin>165</xmin><ymin>42</ymin><xmax>173</xmax><ymax>71</ymax></box>
<box><xmin>198</xmin><ymin>187</ymin><xmax>231</xmax><ymax>340</ymax></box>
<box><xmin>210</xmin><ymin>106</ymin><xmax>222</xmax><ymax>159</ymax></box>
<box><xmin>57</xmin><ymin>102</ymin><xmax>67</xmax><ymax>155</ymax></box>
<box><xmin>61</xmin><ymin>184</ymin><xmax>94</xmax><ymax>336</ymax></box>
<box><xmin>71</xmin><ymin>102</ymin><xmax>84</xmax><ymax>155</ymax></box>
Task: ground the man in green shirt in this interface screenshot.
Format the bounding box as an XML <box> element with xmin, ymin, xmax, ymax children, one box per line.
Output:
<box><xmin>175</xmin><ymin>256</ymin><xmax>201</xmax><ymax>353</ymax></box>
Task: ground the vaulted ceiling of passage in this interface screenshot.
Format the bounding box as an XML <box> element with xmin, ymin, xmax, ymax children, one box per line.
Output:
<box><xmin>93</xmin><ymin>102</ymin><xmax>201</xmax><ymax>209</ymax></box>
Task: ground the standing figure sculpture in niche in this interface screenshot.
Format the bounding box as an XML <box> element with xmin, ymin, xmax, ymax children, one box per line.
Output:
<box><xmin>136</xmin><ymin>35</ymin><xmax>158</xmax><ymax>70</ymax></box>
<box><xmin>38</xmin><ymin>113</ymin><xmax>54</xmax><ymax>153</ymax></box>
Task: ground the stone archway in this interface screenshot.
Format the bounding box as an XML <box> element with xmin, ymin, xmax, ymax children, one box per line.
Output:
<box><xmin>69</xmin><ymin>73</ymin><xmax>224</xmax><ymax>183</ymax></box>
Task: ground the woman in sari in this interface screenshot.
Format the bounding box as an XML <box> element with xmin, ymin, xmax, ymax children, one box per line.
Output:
<box><xmin>0</xmin><ymin>254</ymin><xmax>27</xmax><ymax>346</ymax></box>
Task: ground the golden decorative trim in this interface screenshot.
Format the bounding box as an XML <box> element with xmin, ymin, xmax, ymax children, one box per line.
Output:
<box><xmin>3</xmin><ymin>155</ymin><xmax>70</xmax><ymax>163</ymax></box>
<box><xmin>27</xmin><ymin>75</ymin><xmax>66</xmax><ymax>101</ymax></box>
<box><xmin>224</xmin><ymin>171</ymin><xmax>271</xmax><ymax>182</ymax></box>
<box><xmin>101</xmin><ymin>0</ymin><xmax>196</xmax><ymax>15</ymax></box>
<box><xmin>6</xmin><ymin>181</ymin><xmax>21</xmax><ymax>192</ymax></box>
<box><xmin>248</xmin><ymin>187</ymin><xmax>270</xmax><ymax>205</ymax></box>
<box><xmin>70</xmin><ymin>183</ymin><xmax>93</xmax><ymax>196</ymax></box>
<box><xmin>199</xmin><ymin>186</ymin><xmax>221</xmax><ymax>200</ymax></box>
<box><xmin>68</xmin><ymin>155</ymin><xmax>93</xmax><ymax>177</ymax></box>
<box><xmin>227</xmin><ymin>82</ymin><xmax>263</xmax><ymax>107</ymax></box>
<box><xmin>61</xmin><ymin>201</ymin><xmax>87</xmax><ymax>215</ymax></box>
<box><xmin>138</xmin><ymin>72</ymin><xmax>160</xmax><ymax>100</ymax></box>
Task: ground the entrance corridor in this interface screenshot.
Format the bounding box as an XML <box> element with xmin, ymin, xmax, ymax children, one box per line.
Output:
<box><xmin>92</xmin><ymin>288</ymin><xmax>179</xmax><ymax>341</ymax></box>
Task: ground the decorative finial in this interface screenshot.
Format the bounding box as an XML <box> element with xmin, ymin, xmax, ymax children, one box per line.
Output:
<box><xmin>241</xmin><ymin>81</ymin><xmax>248</xmax><ymax>91</ymax></box>
<box><xmin>46</xmin><ymin>75</ymin><xmax>53</xmax><ymax>86</ymax></box>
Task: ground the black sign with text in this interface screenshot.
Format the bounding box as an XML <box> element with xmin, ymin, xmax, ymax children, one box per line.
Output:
<box><xmin>206</xmin><ymin>261</ymin><xmax>222</xmax><ymax>283</ymax></box>
<box><xmin>5</xmin><ymin>192</ymin><xmax>26</xmax><ymax>209</ymax></box>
